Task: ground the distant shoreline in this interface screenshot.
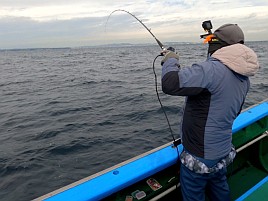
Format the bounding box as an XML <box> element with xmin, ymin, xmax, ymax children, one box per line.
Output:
<box><xmin>1</xmin><ymin>40</ymin><xmax>267</xmax><ymax>51</ymax></box>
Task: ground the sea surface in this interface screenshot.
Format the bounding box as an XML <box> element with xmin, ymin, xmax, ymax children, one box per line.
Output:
<box><xmin>0</xmin><ymin>42</ymin><xmax>268</xmax><ymax>201</ymax></box>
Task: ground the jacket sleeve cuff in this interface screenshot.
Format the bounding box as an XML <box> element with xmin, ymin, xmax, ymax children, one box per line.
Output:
<box><xmin>162</xmin><ymin>58</ymin><xmax>180</xmax><ymax>79</ymax></box>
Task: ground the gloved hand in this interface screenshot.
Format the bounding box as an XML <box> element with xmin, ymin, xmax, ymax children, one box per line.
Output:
<box><xmin>161</xmin><ymin>47</ymin><xmax>179</xmax><ymax>65</ymax></box>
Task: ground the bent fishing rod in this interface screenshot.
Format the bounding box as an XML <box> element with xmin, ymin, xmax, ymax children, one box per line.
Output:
<box><xmin>106</xmin><ymin>9</ymin><xmax>166</xmax><ymax>50</ymax></box>
<box><xmin>106</xmin><ymin>9</ymin><xmax>180</xmax><ymax>149</ymax></box>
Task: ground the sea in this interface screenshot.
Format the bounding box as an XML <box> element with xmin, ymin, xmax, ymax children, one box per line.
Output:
<box><xmin>0</xmin><ymin>42</ymin><xmax>268</xmax><ymax>201</ymax></box>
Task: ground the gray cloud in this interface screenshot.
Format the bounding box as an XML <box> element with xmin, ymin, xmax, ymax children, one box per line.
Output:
<box><xmin>0</xmin><ymin>16</ymin><xmax>106</xmax><ymax>48</ymax></box>
<box><xmin>0</xmin><ymin>1</ymin><xmax>267</xmax><ymax>49</ymax></box>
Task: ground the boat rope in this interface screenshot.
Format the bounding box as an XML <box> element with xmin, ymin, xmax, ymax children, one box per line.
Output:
<box><xmin>236</xmin><ymin>130</ymin><xmax>268</xmax><ymax>153</ymax></box>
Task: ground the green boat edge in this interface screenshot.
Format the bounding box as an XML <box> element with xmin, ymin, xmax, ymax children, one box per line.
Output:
<box><xmin>103</xmin><ymin>100</ymin><xmax>268</xmax><ymax>201</ymax></box>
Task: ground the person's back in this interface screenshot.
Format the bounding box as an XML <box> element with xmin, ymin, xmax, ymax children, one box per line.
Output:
<box><xmin>161</xmin><ymin>23</ymin><xmax>259</xmax><ymax>201</ymax></box>
<box><xmin>179</xmin><ymin>57</ymin><xmax>249</xmax><ymax>160</ymax></box>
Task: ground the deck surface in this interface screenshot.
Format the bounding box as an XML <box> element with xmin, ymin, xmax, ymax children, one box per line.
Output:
<box><xmin>235</xmin><ymin>176</ymin><xmax>268</xmax><ymax>201</ymax></box>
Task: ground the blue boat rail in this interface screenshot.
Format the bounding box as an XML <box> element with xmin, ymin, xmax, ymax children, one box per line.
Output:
<box><xmin>34</xmin><ymin>99</ymin><xmax>268</xmax><ymax>201</ymax></box>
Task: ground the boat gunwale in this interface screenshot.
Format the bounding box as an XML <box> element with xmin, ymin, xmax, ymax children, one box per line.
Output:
<box><xmin>34</xmin><ymin>142</ymin><xmax>177</xmax><ymax>200</ymax></box>
<box><xmin>34</xmin><ymin>98</ymin><xmax>268</xmax><ymax>201</ymax></box>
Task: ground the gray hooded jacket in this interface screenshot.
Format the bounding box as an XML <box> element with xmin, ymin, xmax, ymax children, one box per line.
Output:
<box><xmin>162</xmin><ymin>44</ymin><xmax>259</xmax><ymax>160</ymax></box>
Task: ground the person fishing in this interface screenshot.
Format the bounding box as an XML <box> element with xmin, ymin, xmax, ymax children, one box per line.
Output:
<box><xmin>161</xmin><ymin>23</ymin><xmax>259</xmax><ymax>201</ymax></box>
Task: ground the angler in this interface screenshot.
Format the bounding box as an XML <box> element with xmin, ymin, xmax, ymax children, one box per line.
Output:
<box><xmin>161</xmin><ymin>21</ymin><xmax>259</xmax><ymax>201</ymax></box>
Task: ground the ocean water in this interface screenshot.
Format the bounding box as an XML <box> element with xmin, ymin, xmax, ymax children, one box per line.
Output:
<box><xmin>0</xmin><ymin>42</ymin><xmax>268</xmax><ymax>201</ymax></box>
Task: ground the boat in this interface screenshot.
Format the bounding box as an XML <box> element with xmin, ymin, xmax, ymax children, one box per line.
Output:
<box><xmin>34</xmin><ymin>99</ymin><xmax>268</xmax><ymax>201</ymax></box>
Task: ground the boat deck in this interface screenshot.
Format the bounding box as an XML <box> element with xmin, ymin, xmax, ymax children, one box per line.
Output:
<box><xmin>235</xmin><ymin>176</ymin><xmax>268</xmax><ymax>201</ymax></box>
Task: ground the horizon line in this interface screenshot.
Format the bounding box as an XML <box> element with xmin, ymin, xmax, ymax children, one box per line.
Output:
<box><xmin>1</xmin><ymin>40</ymin><xmax>267</xmax><ymax>51</ymax></box>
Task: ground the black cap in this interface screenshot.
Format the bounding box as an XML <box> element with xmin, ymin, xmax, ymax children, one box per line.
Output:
<box><xmin>208</xmin><ymin>23</ymin><xmax>244</xmax><ymax>55</ymax></box>
<box><xmin>213</xmin><ymin>24</ymin><xmax>244</xmax><ymax>44</ymax></box>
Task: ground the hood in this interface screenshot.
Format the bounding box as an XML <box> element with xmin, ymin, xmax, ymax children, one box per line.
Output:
<box><xmin>212</xmin><ymin>44</ymin><xmax>259</xmax><ymax>76</ymax></box>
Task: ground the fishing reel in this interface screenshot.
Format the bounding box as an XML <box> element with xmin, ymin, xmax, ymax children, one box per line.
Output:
<box><xmin>166</xmin><ymin>47</ymin><xmax>175</xmax><ymax>52</ymax></box>
<box><xmin>200</xmin><ymin>20</ymin><xmax>213</xmax><ymax>39</ymax></box>
<box><xmin>160</xmin><ymin>46</ymin><xmax>176</xmax><ymax>57</ymax></box>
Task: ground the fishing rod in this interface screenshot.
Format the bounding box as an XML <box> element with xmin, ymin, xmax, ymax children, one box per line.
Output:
<box><xmin>105</xmin><ymin>9</ymin><xmax>166</xmax><ymax>50</ymax></box>
<box><xmin>106</xmin><ymin>9</ymin><xmax>180</xmax><ymax>149</ymax></box>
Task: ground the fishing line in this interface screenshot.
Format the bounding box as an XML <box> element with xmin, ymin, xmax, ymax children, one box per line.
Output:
<box><xmin>152</xmin><ymin>55</ymin><xmax>174</xmax><ymax>141</ymax></box>
<box><xmin>152</xmin><ymin>55</ymin><xmax>180</xmax><ymax>153</ymax></box>
<box><xmin>106</xmin><ymin>9</ymin><xmax>180</xmax><ymax>149</ymax></box>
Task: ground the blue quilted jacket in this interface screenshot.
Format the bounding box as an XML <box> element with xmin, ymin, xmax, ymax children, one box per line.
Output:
<box><xmin>161</xmin><ymin>44</ymin><xmax>259</xmax><ymax>160</ymax></box>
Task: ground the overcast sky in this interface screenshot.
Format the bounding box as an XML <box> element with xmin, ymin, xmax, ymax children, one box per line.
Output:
<box><xmin>1</xmin><ymin>0</ymin><xmax>268</xmax><ymax>49</ymax></box>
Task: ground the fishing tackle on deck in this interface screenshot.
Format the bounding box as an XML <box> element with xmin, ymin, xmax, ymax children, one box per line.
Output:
<box><xmin>106</xmin><ymin>9</ymin><xmax>166</xmax><ymax>50</ymax></box>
